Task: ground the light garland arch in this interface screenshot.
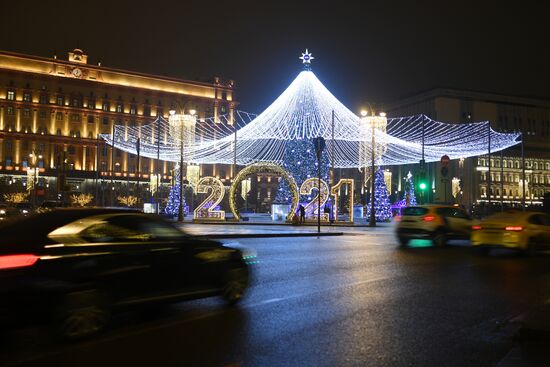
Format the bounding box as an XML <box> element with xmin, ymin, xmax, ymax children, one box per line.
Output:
<box><xmin>229</xmin><ymin>162</ymin><xmax>299</xmax><ymax>222</ymax></box>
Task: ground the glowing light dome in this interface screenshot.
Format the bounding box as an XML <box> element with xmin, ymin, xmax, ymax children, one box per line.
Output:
<box><xmin>103</xmin><ymin>70</ymin><xmax>520</xmax><ymax>167</ymax></box>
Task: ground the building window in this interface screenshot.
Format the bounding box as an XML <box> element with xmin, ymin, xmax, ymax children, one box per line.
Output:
<box><xmin>143</xmin><ymin>106</ymin><xmax>151</xmax><ymax>116</ymax></box>
<box><xmin>39</xmin><ymin>110</ymin><xmax>47</xmax><ymax>119</ymax></box>
<box><xmin>70</xmin><ymin>114</ymin><xmax>81</xmax><ymax>122</ymax></box>
<box><xmin>56</xmin><ymin>96</ymin><xmax>64</xmax><ymax>106</ymax></box>
<box><xmin>87</xmin><ymin>115</ymin><xmax>95</xmax><ymax>123</ymax></box>
<box><xmin>23</xmin><ymin>92</ymin><xmax>32</xmax><ymax>102</ymax></box>
<box><xmin>67</xmin><ymin>146</ymin><xmax>76</xmax><ymax>155</ymax></box>
<box><xmin>56</xmin><ymin>112</ymin><xmax>64</xmax><ymax>121</ymax></box>
<box><xmin>102</xmin><ymin>117</ymin><xmax>109</xmax><ymax>125</ymax></box>
<box><xmin>116</xmin><ymin>103</ymin><xmax>123</xmax><ymax>113</ymax></box>
<box><xmin>39</xmin><ymin>93</ymin><xmax>49</xmax><ymax>104</ymax></box>
<box><xmin>88</xmin><ymin>98</ymin><xmax>96</xmax><ymax>109</ymax></box>
<box><xmin>71</xmin><ymin>98</ymin><xmax>81</xmax><ymax>108</ymax></box>
<box><xmin>7</xmin><ymin>90</ymin><xmax>15</xmax><ymax>100</ymax></box>
<box><xmin>102</xmin><ymin>102</ymin><xmax>110</xmax><ymax>112</ymax></box>
<box><xmin>6</xmin><ymin>106</ymin><xmax>14</xmax><ymax>115</ymax></box>
<box><xmin>56</xmin><ymin>128</ymin><xmax>62</xmax><ymax>135</ymax></box>
<box><xmin>129</xmin><ymin>105</ymin><xmax>137</xmax><ymax>115</ymax></box>
<box><xmin>88</xmin><ymin>131</ymin><xmax>93</xmax><ymax>139</ymax></box>
<box><xmin>23</xmin><ymin>108</ymin><xmax>31</xmax><ymax>117</ymax></box>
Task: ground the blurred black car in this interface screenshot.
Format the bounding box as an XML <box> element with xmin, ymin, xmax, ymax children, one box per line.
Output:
<box><xmin>0</xmin><ymin>208</ymin><xmax>250</xmax><ymax>339</ymax></box>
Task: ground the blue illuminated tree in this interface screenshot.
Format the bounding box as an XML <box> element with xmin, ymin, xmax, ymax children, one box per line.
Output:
<box><xmin>165</xmin><ymin>168</ymin><xmax>183</xmax><ymax>216</ymax></box>
<box><xmin>275</xmin><ymin>138</ymin><xmax>330</xmax><ymax>204</ymax></box>
<box><xmin>366</xmin><ymin>168</ymin><xmax>392</xmax><ymax>221</ymax></box>
<box><xmin>402</xmin><ymin>171</ymin><xmax>417</xmax><ymax>206</ymax></box>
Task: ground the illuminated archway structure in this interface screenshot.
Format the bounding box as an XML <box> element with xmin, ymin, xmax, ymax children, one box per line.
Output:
<box><xmin>229</xmin><ymin>162</ymin><xmax>299</xmax><ymax>221</ymax></box>
<box><xmin>103</xmin><ymin>70</ymin><xmax>520</xmax><ymax>167</ymax></box>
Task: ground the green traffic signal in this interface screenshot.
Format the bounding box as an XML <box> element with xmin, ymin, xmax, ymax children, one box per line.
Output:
<box><xmin>419</xmin><ymin>182</ymin><xmax>427</xmax><ymax>190</ymax></box>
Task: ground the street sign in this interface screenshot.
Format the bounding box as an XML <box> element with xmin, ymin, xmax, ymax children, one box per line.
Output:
<box><xmin>440</xmin><ymin>155</ymin><xmax>450</xmax><ymax>167</ymax></box>
<box><xmin>313</xmin><ymin>137</ymin><xmax>326</xmax><ymax>159</ymax></box>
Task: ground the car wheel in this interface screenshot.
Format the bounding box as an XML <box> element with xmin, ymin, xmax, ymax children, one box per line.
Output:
<box><xmin>432</xmin><ymin>230</ymin><xmax>447</xmax><ymax>247</ymax></box>
<box><xmin>53</xmin><ymin>290</ymin><xmax>110</xmax><ymax>340</ymax></box>
<box><xmin>222</xmin><ymin>267</ymin><xmax>249</xmax><ymax>305</ymax></box>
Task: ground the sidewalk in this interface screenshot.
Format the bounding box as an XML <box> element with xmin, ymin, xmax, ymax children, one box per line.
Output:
<box><xmin>176</xmin><ymin>223</ymin><xmax>347</xmax><ymax>238</ymax></box>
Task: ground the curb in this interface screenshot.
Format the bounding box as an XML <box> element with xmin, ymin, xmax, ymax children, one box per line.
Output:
<box><xmin>198</xmin><ymin>232</ymin><xmax>344</xmax><ymax>239</ymax></box>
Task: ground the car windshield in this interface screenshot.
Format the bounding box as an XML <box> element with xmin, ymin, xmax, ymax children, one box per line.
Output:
<box><xmin>403</xmin><ymin>207</ymin><xmax>428</xmax><ymax>216</ymax></box>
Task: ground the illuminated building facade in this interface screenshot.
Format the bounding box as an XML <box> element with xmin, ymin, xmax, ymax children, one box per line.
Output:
<box><xmin>386</xmin><ymin>88</ymin><xmax>550</xmax><ymax>210</ymax></box>
<box><xmin>0</xmin><ymin>49</ymin><xmax>236</xmax><ymax>205</ymax></box>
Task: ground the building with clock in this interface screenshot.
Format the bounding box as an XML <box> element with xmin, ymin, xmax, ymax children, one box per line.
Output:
<box><xmin>0</xmin><ymin>48</ymin><xmax>237</xmax><ymax>207</ymax></box>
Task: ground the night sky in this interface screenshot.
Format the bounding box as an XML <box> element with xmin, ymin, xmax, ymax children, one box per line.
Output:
<box><xmin>2</xmin><ymin>1</ymin><xmax>548</xmax><ymax>114</ymax></box>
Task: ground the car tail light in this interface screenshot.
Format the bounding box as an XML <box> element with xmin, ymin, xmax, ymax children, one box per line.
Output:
<box><xmin>0</xmin><ymin>254</ymin><xmax>39</xmax><ymax>270</ymax></box>
<box><xmin>394</xmin><ymin>216</ymin><xmax>401</xmax><ymax>222</ymax></box>
<box><xmin>422</xmin><ymin>215</ymin><xmax>435</xmax><ymax>222</ymax></box>
<box><xmin>472</xmin><ymin>225</ymin><xmax>482</xmax><ymax>230</ymax></box>
<box><xmin>505</xmin><ymin>226</ymin><xmax>523</xmax><ymax>231</ymax></box>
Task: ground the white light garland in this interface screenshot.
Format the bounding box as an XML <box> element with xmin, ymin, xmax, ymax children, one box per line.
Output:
<box><xmin>103</xmin><ymin>70</ymin><xmax>520</xmax><ymax>167</ymax></box>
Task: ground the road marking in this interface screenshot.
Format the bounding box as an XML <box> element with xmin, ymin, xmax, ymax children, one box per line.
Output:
<box><xmin>245</xmin><ymin>275</ymin><xmax>392</xmax><ymax>308</ymax></box>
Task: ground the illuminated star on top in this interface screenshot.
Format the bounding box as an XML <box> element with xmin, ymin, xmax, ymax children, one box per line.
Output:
<box><xmin>299</xmin><ymin>49</ymin><xmax>315</xmax><ymax>64</ymax></box>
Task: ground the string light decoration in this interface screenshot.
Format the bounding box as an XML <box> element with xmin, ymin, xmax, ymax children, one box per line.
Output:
<box><xmin>193</xmin><ymin>176</ymin><xmax>226</xmax><ymax>221</ymax></box>
<box><xmin>229</xmin><ymin>162</ymin><xmax>299</xmax><ymax>221</ymax></box>
<box><xmin>102</xmin><ymin>71</ymin><xmax>520</xmax><ymax>167</ymax></box>
<box><xmin>299</xmin><ymin>178</ymin><xmax>329</xmax><ymax>221</ymax></box>
<box><xmin>331</xmin><ymin>178</ymin><xmax>355</xmax><ymax>222</ymax></box>
<box><xmin>365</xmin><ymin>168</ymin><xmax>392</xmax><ymax>222</ymax></box>
<box><xmin>165</xmin><ymin>167</ymin><xmax>184</xmax><ymax>216</ymax></box>
<box><xmin>452</xmin><ymin>177</ymin><xmax>461</xmax><ymax>199</ymax></box>
<box><xmin>394</xmin><ymin>171</ymin><xmax>417</xmax><ymax>208</ymax></box>
<box><xmin>275</xmin><ymin>137</ymin><xmax>329</xmax><ymax>204</ymax></box>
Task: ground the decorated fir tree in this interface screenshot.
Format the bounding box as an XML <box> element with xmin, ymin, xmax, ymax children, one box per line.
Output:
<box><xmin>165</xmin><ymin>166</ymin><xmax>183</xmax><ymax>216</ymax></box>
<box><xmin>403</xmin><ymin>171</ymin><xmax>417</xmax><ymax>206</ymax></box>
<box><xmin>275</xmin><ymin>137</ymin><xmax>330</xmax><ymax>204</ymax></box>
<box><xmin>365</xmin><ymin>168</ymin><xmax>392</xmax><ymax>222</ymax></box>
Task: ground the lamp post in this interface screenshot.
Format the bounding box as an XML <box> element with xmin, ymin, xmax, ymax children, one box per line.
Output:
<box><xmin>28</xmin><ymin>151</ymin><xmax>43</xmax><ymax>207</ymax></box>
<box><xmin>360</xmin><ymin>109</ymin><xmax>387</xmax><ymax>227</ymax></box>
<box><xmin>169</xmin><ymin>107</ymin><xmax>196</xmax><ymax>222</ymax></box>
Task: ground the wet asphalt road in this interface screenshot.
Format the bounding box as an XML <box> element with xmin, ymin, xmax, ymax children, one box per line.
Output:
<box><xmin>2</xmin><ymin>227</ymin><xmax>550</xmax><ymax>367</ymax></box>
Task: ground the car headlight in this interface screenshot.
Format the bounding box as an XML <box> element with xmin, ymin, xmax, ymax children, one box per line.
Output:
<box><xmin>22</xmin><ymin>209</ymin><xmax>28</xmax><ymax>214</ymax></box>
<box><xmin>0</xmin><ymin>209</ymin><xmax>5</xmax><ymax>215</ymax></box>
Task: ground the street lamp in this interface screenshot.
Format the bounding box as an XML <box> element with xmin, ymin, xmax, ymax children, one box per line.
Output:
<box><xmin>28</xmin><ymin>151</ymin><xmax>43</xmax><ymax>207</ymax></box>
<box><xmin>359</xmin><ymin>108</ymin><xmax>387</xmax><ymax>227</ymax></box>
<box><xmin>169</xmin><ymin>108</ymin><xmax>196</xmax><ymax>222</ymax></box>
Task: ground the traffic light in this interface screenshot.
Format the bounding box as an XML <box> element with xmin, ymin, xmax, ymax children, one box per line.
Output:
<box><xmin>418</xmin><ymin>171</ymin><xmax>428</xmax><ymax>193</ymax></box>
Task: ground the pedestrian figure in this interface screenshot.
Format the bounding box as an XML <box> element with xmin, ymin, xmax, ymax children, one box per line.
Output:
<box><xmin>299</xmin><ymin>204</ymin><xmax>306</xmax><ymax>224</ymax></box>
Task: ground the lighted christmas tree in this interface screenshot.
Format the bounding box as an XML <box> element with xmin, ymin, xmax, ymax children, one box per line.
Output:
<box><xmin>365</xmin><ymin>168</ymin><xmax>392</xmax><ymax>221</ymax></box>
<box><xmin>165</xmin><ymin>167</ymin><xmax>183</xmax><ymax>216</ymax></box>
<box><xmin>403</xmin><ymin>171</ymin><xmax>417</xmax><ymax>206</ymax></box>
<box><xmin>275</xmin><ymin>137</ymin><xmax>330</xmax><ymax>204</ymax></box>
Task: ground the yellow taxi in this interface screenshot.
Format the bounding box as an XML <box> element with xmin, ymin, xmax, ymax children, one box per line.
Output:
<box><xmin>470</xmin><ymin>211</ymin><xmax>550</xmax><ymax>254</ymax></box>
